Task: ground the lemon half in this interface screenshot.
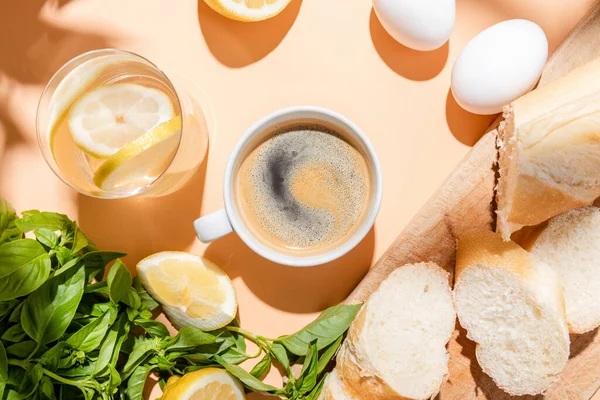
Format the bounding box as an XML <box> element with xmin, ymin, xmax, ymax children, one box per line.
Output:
<box><xmin>68</xmin><ymin>83</ymin><xmax>174</xmax><ymax>158</ymax></box>
<box><xmin>203</xmin><ymin>0</ymin><xmax>292</xmax><ymax>22</ymax></box>
<box><xmin>161</xmin><ymin>368</ymin><xmax>245</xmax><ymax>400</ymax></box>
<box><xmin>136</xmin><ymin>252</ymin><xmax>237</xmax><ymax>331</ymax></box>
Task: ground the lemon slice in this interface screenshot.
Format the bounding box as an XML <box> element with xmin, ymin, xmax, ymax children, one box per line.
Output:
<box><xmin>68</xmin><ymin>83</ymin><xmax>174</xmax><ymax>158</ymax></box>
<box><xmin>136</xmin><ymin>252</ymin><xmax>237</xmax><ymax>331</ymax></box>
<box><xmin>203</xmin><ymin>0</ymin><xmax>292</xmax><ymax>21</ymax></box>
<box><xmin>161</xmin><ymin>368</ymin><xmax>245</xmax><ymax>400</ymax></box>
<box><xmin>92</xmin><ymin>117</ymin><xmax>181</xmax><ymax>191</ymax></box>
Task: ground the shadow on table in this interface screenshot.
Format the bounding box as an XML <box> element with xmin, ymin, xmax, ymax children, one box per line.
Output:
<box><xmin>204</xmin><ymin>227</ymin><xmax>375</xmax><ymax>313</ymax></box>
<box><xmin>196</xmin><ymin>0</ymin><xmax>302</xmax><ymax>68</ymax></box>
<box><xmin>76</xmin><ymin>157</ymin><xmax>208</xmax><ymax>275</ymax></box>
<box><xmin>445</xmin><ymin>89</ymin><xmax>497</xmax><ymax>147</ymax></box>
<box><xmin>369</xmin><ymin>8</ymin><xmax>449</xmax><ymax>82</ymax></box>
<box><xmin>0</xmin><ymin>0</ymin><xmax>112</xmax><ymax>179</ymax></box>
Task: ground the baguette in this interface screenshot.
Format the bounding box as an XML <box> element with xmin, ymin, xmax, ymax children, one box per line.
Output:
<box><xmin>526</xmin><ymin>206</ymin><xmax>600</xmax><ymax>333</ymax></box>
<box><xmin>323</xmin><ymin>262</ymin><xmax>456</xmax><ymax>400</ymax></box>
<box><xmin>496</xmin><ymin>56</ymin><xmax>600</xmax><ymax>240</ymax></box>
<box><xmin>454</xmin><ymin>231</ymin><xmax>570</xmax><ymax>396</ymax></box>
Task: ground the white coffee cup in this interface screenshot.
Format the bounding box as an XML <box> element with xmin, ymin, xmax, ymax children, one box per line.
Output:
<box><xmin>194</xmin><ymin>106</ymin><xmax>382</xmax><ymax>267</ymax></box>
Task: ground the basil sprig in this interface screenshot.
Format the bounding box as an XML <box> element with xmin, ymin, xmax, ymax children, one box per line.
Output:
<box><xmin>0</xmin><ymin>198</ymin><xmax>361</xmax><ymax>399</ymax></box>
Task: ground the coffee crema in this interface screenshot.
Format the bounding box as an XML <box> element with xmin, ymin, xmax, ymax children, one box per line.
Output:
<box><xmin>236</xmin><ymin>124</ymin><xmax>370</xmax><ymax>256</ymax></box>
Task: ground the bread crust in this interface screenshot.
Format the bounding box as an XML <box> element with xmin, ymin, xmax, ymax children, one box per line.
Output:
<box><xmin>496</xmin><ymin>56</ymin><xmax>600</xmax><ymax>240</ymax></box>
<box><xmin>332</xmin><ymin>262</ymin><xmax>453</xmax><ymax>400</ymax></box>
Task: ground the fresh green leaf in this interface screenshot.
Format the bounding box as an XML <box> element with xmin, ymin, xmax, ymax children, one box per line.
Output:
<box><xmin>8</xmin><ymin>301</ymin><xmax>23</xmax><ymax>323</ymax></box>
<box><xmin>132</xmin><ymin>318</ymin><xmax>169</xmax><ymax>337</ymax></box>
<box><xmin>70</xmin><ymin>225</ymin><xmax>88</xmax><ymax>254</ymax></box>
<box><xmin>16</xmin><ymin>211</ymin><xmax>71</xmax><ymax>233</ymax></box>
<box><xmin>317</xmin><ymin>335</ymin><xmax>343</xmax><ymax>376</ymax></box>
<box><xmin>276</xmin><ymin>304</ymin><xmax>361</xmax><ymax>356</ymax></box>
<box><xmin>1</xmin><ymin>323</ymin><xmax>26</xmax><ymax>342</ymax></box>
<box><xmin>54</xmin><ymin>246</ymin><xmax>72</xmax><ymax>266</ymax></box>
<box><xmin>214</xmin><ymin>355</ymin><xmax>280</xmax><ymax>393</ymax></box>
<box><xmin>0</xmin><ymin>239</ymin><xmax>51</xmax><ymax>300</ymax></box>
<box><xmin>6</xmin><ymin>340</ymin><xmax>36</xmax><ymax>358</ymax></box>
<box><xmin>125</xmin><ymin>364</ymin><xmax>155</xmax><ymax>400</ymax></box>
<box><xmin>121</xmin><ymin>336</ymin><xmax>161</xmax><ymax>378</ymax></box>
<box><xmin>107</xmin><ymin>260</ymin><xmax>131</xmax><ymax>304</ymax></box>
<box><xmin>83</xmin><ymin>281</ymin><xmax>108</xmax><ymax>294</ymax></box>
<box><xmin>122</xmin><ymin>287</ymin><xmax>141</xmax><ymax>309</ymax></box>
<box><xmin>34</xmin><ymin>228</ymin><xmax>59</xmax><ymax>249</ymax></box>
<box><xmin>305</xmin><ymin>372</ymin><xmax>329</xmax><ymax>400</ymax></box>
<box><xmin>94</xmin><ymin>314</ymin><xmax>129</xmax><ymax>377</ymax></box>
<box><xmin>297</xmin><ymin>340</ymin><xmax>319</xmax><ymax>394</ymax></box>
<box><xmin>19</xmin><ymin>363</ymin><xmax>43</xmax><ymax>398</ymax></box>
<box><xmin>0</xmin><ymin>342</ymin><xmax>7</xmax><ymax>399</ymax></box>
<box><xmin>0</xmin><ymin>300</ymin><xmax>19</xmax><ymax>320</ymax></box>
<box><xmin>133</xmin><ymin>277</ymin><xmax>159</xmax><ymax>311</ymax></box>
<box><xmin>39</xmin><ymin>342</ymin><xmax>70</xmax><ymax>371</ymax></box>
<box><xmin>0</xmin><ymin>198</ymin><xmax>20</xmax><ymax>245</ymax></box>
<box><xmin>66</xmin><ymin>306</ymin><xmax>116</xmax><ymax>352</ymax></box>
<box><xmin>21</xmin><ymin>263</ymin><xmax>85</xmax><ymax>346</ymax></box>
<box><xmin>269</xmin><ymin>342</ymin><xmax>291</xmax><ymax>375</ymax></box>
<box><xmin>167</xmin><ymin>327</ymin><xmax>216</xmax><ymax>352</ymax></box>
<box><xmin>250</xmin><ymin>353</ymin><xmax>271</xmax><ymax>380</ymax></box>
<box><xmin>81</xmin><ymin>251</ymin><xmax>125</xmax><ymax>282</ymax></box>
<box><xmin>219</xmin><ymin>346</ymin><xmax>250</xmax><ymax>365</ymax></box>
<box><xmin>37</xmin><ymin>376</ymin><xmax>56</xmax><ymax>400</ymax></box>
<box><xmin>52</xmin><ymin>257</ymin><xmax>81</xmax><ymax>278</ymax></box>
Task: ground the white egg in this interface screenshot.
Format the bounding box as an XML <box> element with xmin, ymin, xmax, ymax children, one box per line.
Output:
<box><xmin>373</xmin><ymin>0</ymin><xmax>455</xmax><ymax>51</ymax></box>
<box><xmin>451</xmin><ymin>19</ymin><xmax>548</xmax><ymax>115</ymax></box>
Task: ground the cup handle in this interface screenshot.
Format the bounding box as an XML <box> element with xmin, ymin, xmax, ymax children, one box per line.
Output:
<box><xmin>194</xmin><ymin>209</ymin><xmax>233</xmax><ymax>243</ymax></box>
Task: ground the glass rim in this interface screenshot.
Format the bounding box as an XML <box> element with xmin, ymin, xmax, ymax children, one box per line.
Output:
<box><xmin>36</xmin><ymin>48</ymin><xmax>185</xmax><ymax>199</ymax></box>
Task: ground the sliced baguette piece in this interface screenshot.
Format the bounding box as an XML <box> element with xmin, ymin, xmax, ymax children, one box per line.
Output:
<box><xmin>496</xmin><ymin>56</ymin><xmax>600</xmax><ymax>240</ymax></box>
<box><xmin>318</xmin><ymin>369</ymin><xmax>357</xmax><ymax>400</ymax></box>
<box><xmin>526</xmin><ymin>205</ymin><xmax>600</xmax><ymax>334</ymax></box>
<box><xmin>454</xmin><ymin>231</ymin><xmax>570</xmax><ymax>396</ymax></box>
<box><xmin>334</xmin><ymin>262</ymin><xmax>456</xmax><ymax>400</ymax></box>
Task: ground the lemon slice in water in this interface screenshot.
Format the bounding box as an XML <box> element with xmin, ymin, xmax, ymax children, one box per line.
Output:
<box><xmin>136</xmin><ymin>252</ymin><xmax>237</xmax><ymax>331</ymax></box>
<box><xmin>68</xmin><ymin>83</ymin><xmax>174</xmax><ymax>158</ymax></box>
<box><xmin>203</xmin><ymin>0</ymin><xmax>292</xmax><ymax>22</ymax></box>
<box><xmin>161</xmin><ymin>368</ymin><xmax>245</xmax><ymax>400</ymax></box>
<box><xmin>92</xmin><ymin>116</ymin><xmax>181</xmax><ymax>192</ymax></box>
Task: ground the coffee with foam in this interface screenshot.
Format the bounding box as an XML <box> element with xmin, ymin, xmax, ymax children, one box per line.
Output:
<box><xmin>236</xmin><ymin>124</ymin><xmax>370</xmax><ymax>256</ymax></box>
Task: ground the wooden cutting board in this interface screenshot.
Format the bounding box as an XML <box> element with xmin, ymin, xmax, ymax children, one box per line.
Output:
<box><xmin>346</xmin><ymin>2</ymin><xmax>600</xmax><ymax>399</ymax></box>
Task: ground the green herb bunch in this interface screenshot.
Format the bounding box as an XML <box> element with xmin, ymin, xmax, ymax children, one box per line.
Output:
<box><xmin>0</xmin><ymin>198</ymin><xmax>360</xmax><ymax>400</ymax></box>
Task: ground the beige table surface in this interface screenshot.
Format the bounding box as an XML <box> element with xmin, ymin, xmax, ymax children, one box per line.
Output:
<box><xmin>0</xmin><ymin>0</ymin><xmax>598</xmax><ymax>398</ymax></box>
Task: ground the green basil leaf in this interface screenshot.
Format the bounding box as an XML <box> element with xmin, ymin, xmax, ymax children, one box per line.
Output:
<box><xmin>66</xmin><ymin>306</ymin><xmax>116</xmax><ymax>352</ymax></box>
<box><xmin>0</xmin><ymin>342</ymin><xmax>7</xmax><ymax>399</ymax></box>
<box><xmin>107</xmin><ymin>260</ymin><xmax>131</xmax><ymax>304</ymax></box>
<box><xmin>0</xmin><ymin>198</ymin><xmax>20</xmax><ymax>245</ymax></box>
<box><xmin>250</xmin><ymin>353</ymin><xmax>271</xmax><ymax>380</ymax></box>
<box><xmin>133</xmin><ymin>318</ymin><xmax>169</xmax><ymax>337</ymax></box>
<box><xmin>0</xmin><ymin>300</ymin><xmax>19</xmax><ymax>320</ymax></box>
<box><xmin>8</xmin><ymin>301</ymin><xmax>23</xmax><ymax>323</ymax></box>
<box><xmin>81</xmin><ymin>251</ymin><xmax>125</xmax><ymax>282</ymax></box>
<box><xmin>219</xmin><ymin>346</ymin><xmax>250</xmax><ymax>365</ymax></box>
<box><xmin>57</xmin><ymin>362</ymin><xmax>95</xmax><ymax>377</ymax></box>
<box><xmin>90</xmin><ymin>302</ymin><xmax>113</xmax><ymax>317</ymax></box>
<box><xmin>6</xmin><ymin>340</ymin><xmax>36</xmax><ymax>358</ymax></box>
<box><xmin>122</xmin><ymin>287</ymin><xmax>141</xmax><ymax>309</ymax></box>
<box><xmin>52</xmin><ymin>257</ymin><xmax>81</xmax><ymax>278</ymax></box>
<box><xmin>18</xmin><ymin>363</ymin><xmax>43</xmax><ymax>398</ymax></box>
<box><xmin>121</xmin><ymin>336</ymin><xmax>161</xmax><ymax>378</ymax></box>
<box><xmin>21</xmin><ymin>263</ymin><xmax>85</xmax><ymax>346</ymax></box>
<box><xmin>214</xmin><ymin>355</ymin><xmax>280</xmax><ymax>393</ymax></box>
<box><xmin>16</xmin><ymin>211</ymin><xmax>71</xmax><ymax>233</ymax></box>
<box><xmin>70</xmin><ymin>225</ymin><xmax>88</xmax><ymax>254</ymax></box>
<box><xmin>305</xmin><ymin>372</ymin><xmax>329</xmax><ymax>400</ymax></box>
<box><xmin>94</xmin><ymin>314</ymin><xmax>129</xmax><ymax>376</ymax></box>
<box><xmin>269</xmin><ymin>342</ymin><xmax>291</xmax><ymax>375</ymax></box>
<box><xmin>317</xmin><ymin>335</ymin><xmax>343</xmax><ymax>376</ymax></box>
<box><xmin>83</xmin><ymin>281</ymin><xmax>108</xmax><ymax>294</ymax></box>
<box><xmin>133</xmin><ymin>277</ymin><xmax>159</xmax><ymax>311</ymax></box>
<box><xmin>39</xmin><ymin>342</ymin><xmax>70</xmax><ymax>371</ymax></box>
<box><xmin>34</xmin><ymin>228</ymin><xmax>59</xmax><ymax>249</ymax></box>
<box><xmin>276</xmin><ymin>304</ymin><xmax>362</xmax><ymax>356</ymax></box>
<box><xmin>1</xmin><ymin>324</ymin><xmax>26</xmax><ymax>342</ymax></box>
<box><xmin>298</xmin><ymin>340</ymin><xmax>319</xmax><ymax>394</ymax></box>
<box><xmin>124</xmin><ymin>364</ymin><xmax>154</xmax><ymax>400</ymax></box>
<box><xmin>179</xmin><ymin>353</ymin><xmax>212</xmax><ymax>364</ymax></box>
<box><xmin>37</xmin><ymin>376</ymin><xmax>56</xmax><ymax>400</ymax></box>
<box><xmin>167</xmin><ymin>327</ymin><xmax>216</xmax><ymax>352</ymax></box>
<box><xmin>0</xmin><ymin>239</ymin><xmax>51</xmax><ymax>301</ymax></box>
<box><xmin>54</xmin><ymin>246</ymin><xmax>72</xmax><ymax>266</ymax></box>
